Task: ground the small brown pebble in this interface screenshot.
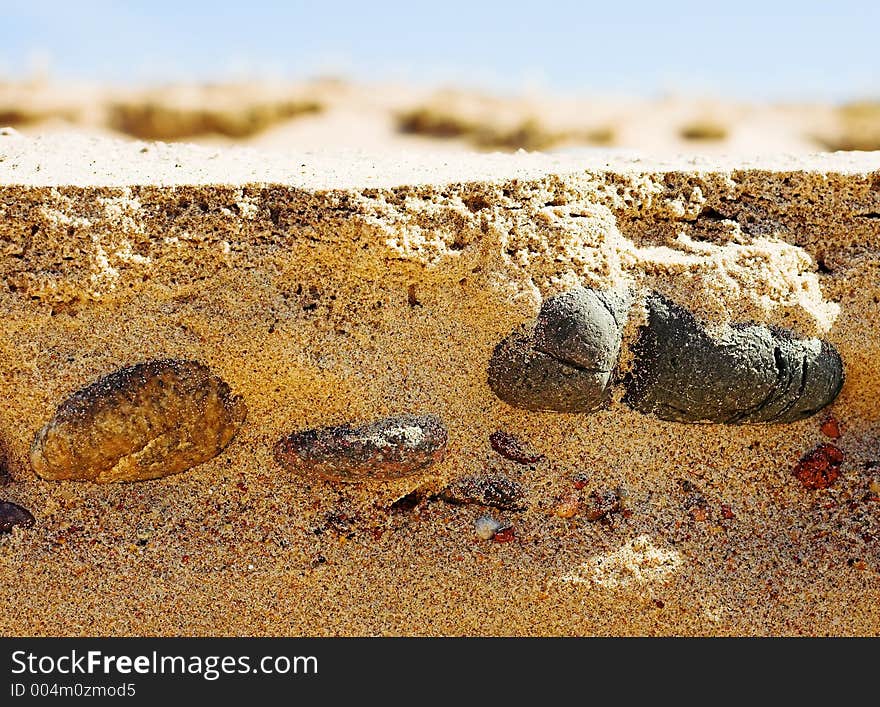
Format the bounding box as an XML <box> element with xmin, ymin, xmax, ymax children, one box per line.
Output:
<box><xmin>492</xmin><ymin>526</ymin><xmax>516</xmax><ymax>543</ymax></box>
<box><xmin>489</xmin><ymin>430</ymin><xmax>543</xmax><ymax>464</ymax></box>
<box><xmin>585</xmin><ymin>489</ymin><xmax>621</xmax><ymax>522</ymax></box>
<box><xmin>720</xmin><ymin>504</ymin><xmax>735</xmax><ymax>520</ymax></box>
<box><xmin>572</xmin><ymin>474</ymin><xmax>589</xmax><ymax>490</ymax></box>
<box><xmin>440</xmin><ymin>472</ymin><xmax>525</xmax><ymax>510</ymax></box>
<box><xmin>820</xmin><ymin>416</ymin><xmax>843</xmax><ymax>439</ymax></box>
<box><xmin>0</xmin><ymin>501</ymin><xmax>35</xmax><ymax>533</ymax></box>
<box><xmin>275</xmin><ymin>413</ymin><xmax>447</xmax><ymax>482</ymax></box>
<box><xmin>793</xmin><ymin>443</ymin><xmax>844</xmax><ymax>490</ymax></box>
<box><xmin>690</xmin><ymin>507</ymin><xmax>708</xmax><ymax>522</ymax></box>
<box><xmin>31</xmin><ymin>359</ymin><xmax>247</xmax><ymax>482</ymax></box>
<box><xmin>551</xmin><ymin>494</ymin><xmax>580</xmax><ymax>518</ymax></box>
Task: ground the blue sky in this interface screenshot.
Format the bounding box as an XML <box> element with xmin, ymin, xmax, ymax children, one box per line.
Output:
<box><xmin>2</xmin><ymin>0</ymin><xmax>878</xmax><ymax>99</ymax></box>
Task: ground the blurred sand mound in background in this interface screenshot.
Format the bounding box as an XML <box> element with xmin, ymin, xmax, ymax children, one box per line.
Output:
<box><xmin>2</xmin><ymin>78</ymin><xmax>879</xmax><ymax>154</ymax></box>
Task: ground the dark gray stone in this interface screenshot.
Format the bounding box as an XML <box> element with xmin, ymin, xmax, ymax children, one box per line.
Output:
<box><xmin>623</xmin><ymin>293</ymin><xmax>844</xmax><ymax>424</ymax></box>
<box><xmin>534</xmin><ymin>287</ymin><xmax>630</xmax><ymax>371</ymax></box>
<box><xmin>487</xmin><ymin>287</ymin><xmax>630</xmax><ymax>412</ymax></box>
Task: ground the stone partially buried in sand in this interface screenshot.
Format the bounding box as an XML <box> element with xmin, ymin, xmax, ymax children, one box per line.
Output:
<box><xmin>488</xmin><ymin>287</ymin><xmax>630</xmax><ymax>412</ymax></box>
<box><xmin>439</xmin><ymin>472</ymin><xmax>526</xmax><ymax>510</ymax></box>
<box><xmin>624</xmin><ymin>293</ymin><xmax>844</xmax><ymax>424</ymax></box>
<box><xmin>30</xmin><ymin>359</ymin><xmax>247</xmax><ymax>482</ymax></box>
<box><xmin>0</xmin><ymin>502</ymin><xmax>35</xmax><ymax>533</ymax></box>
<box><xmin>274</xmin><ymin>414</ymin><xmax>448</xmax><ymax>482</ymax></box>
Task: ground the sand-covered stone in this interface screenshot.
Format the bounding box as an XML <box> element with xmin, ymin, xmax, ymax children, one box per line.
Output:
<box><xmin>30</xmin><ymin>359</ymin><xmax>247</xmax><ymax>482</ymax></box>
<box><xmin>274</xmin><ymin>414</ymin><xmax>448</xmax><ymax>482</ymax></box>
<box><xmin>533</xmin><ymin>287</ymin><xmax>630</xmax><ymax>371</ymax></box>
<box><xmin>488</xmin><ymin>328</ymin><xmax>614</xmax><ymax>413</ymax></box>
<box><xmin>624</xmin><ymin>293</ymin><xmax>844</xmax><ymax>423</ymax></box>
<box><xmin>488</xmin><ymin>287</ymin><xmax>629</xmax><ymax>412</ymax></box>
<box><xmin>439</xmin><ymin>472</ymin><xmax>526</xmax><ymax>510</ymax></box>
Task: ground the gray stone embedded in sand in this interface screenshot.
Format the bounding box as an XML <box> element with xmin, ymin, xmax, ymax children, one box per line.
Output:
<box><xmin>534</xmin><ymin>287</ymin><xmax>630</xmax><ymax>371</ymax></box>
<box><xmin>488</xmin><ymin>288</ymin><xmax>629</xmax><ymax>412</ymax></box>
<box><xmin>623</xmin><ymin>293</ymin><xmax>844</xmax><ymax>423</ymax></box>
<box><xmin>488</xmin><ymin>328</ymin><xmax>612</xmax><ymax>412</ymax></box>
<box><xmin>30</xmin><ymin>359</ymin><xmax>247</xmax><ymax>482</ymax></box>
<box><xmin>274</xmin><ymin>414</ymin><xmax>448</xmax><ymax>483</ymax></box>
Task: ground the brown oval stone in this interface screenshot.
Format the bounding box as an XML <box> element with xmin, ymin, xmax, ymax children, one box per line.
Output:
<box><xmin>30</xmin><ymin>359</ymin><xmax>247</xmax><ymax>482</ymax></box>
<box><xmin>0</xmin><ymin>501</ymin><xmax>35</xmax><ymax>533</ymax></box>
<box><xmin>274</xmin><ymin>414</ymin><xmax>448</xmax><ymax>482</ymax></box>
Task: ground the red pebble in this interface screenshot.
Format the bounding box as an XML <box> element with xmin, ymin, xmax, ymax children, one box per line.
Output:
<box><xmin>793</xmin><ymin>443</ymin><xmax>844</xmax><ymax>490</ymax></box>
<box><xmin>572</xmin><ymin>474</ymin><xmax>589</xmax><ymax>490</ymax></box>
<box><xmin>720</xmin><ymin>504</ymin><xmax>735</xmax><ymax>520</ymax></box>
<box><xmin>492</xmin><ymin>527</ymin><xmax>516</xmax><ymax>543</ymax></box>
<box><xmin>489</xmin><ymin>431</ymin><xmax>543</xmax><ymax>464</ymax></box>
<box><xmin>820</xmin><ymin>416</ymin><xmax>842</xmax><ymax>439</ymax></box>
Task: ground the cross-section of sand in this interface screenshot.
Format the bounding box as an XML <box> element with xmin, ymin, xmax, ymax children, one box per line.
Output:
<box><xmin>1</xmin><ymin>134</ymin><xmax>878</xmax><ymax>636</ymax></box>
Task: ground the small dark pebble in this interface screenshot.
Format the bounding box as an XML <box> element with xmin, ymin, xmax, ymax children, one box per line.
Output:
<box><xmin>0</xmin><ymin>440</ymin><xmax>9</xmax><ymax>485</ymax></box>
<box><xmin>585</xmin><ymin>489</ymin><xmax>622</xmax><ymax>523</ymax></box>
<box><xmin>274</xmin><ymin>413</ymin><xmax>448</xmax><ymax>482</ymax></box>
<box><xmin>389</xmin><ymin>491</ymin><xmax>424</xmax><ymax>513</ymax></box>
<box><xmin>624</xmin><ymin>292</ymin><xmax>844</xmax><ymax>424</ymax></box>
<box><xmin>676</xmin><ymin>478</ymin><xmax>700</xmax><ymax>493</ymax></box>
<box><xmin>678</xmin><ymin>481</ymin><xmax>708</xmax><ymax>511</ymax></box>
<box><xmin>0</xmin><ymin>501</ymin><xmax>35</xmax><ymax>533</ymax></box>
<box><xmin>489</xmin><ymin>430</ymin><xmax>543</xmax><ymax>464</ymax></box>
<box><xmin>487</xmin><ymin>287</ymin><xmax>630</xmax><ymax>412</ymax></box>
<box><xmin>324</xmin><ymin>511</ymin><xmax>356</xmax><ymax>535</ymax></box>
<box><xmin>793</xmin><ymin>443</ymin><xmax>843</xmax><ymax>489</ymax></box>
<box><xmin>439</xmin><ymin>472</ymin><xmax>525</xmax><ymax>510</ymax></box>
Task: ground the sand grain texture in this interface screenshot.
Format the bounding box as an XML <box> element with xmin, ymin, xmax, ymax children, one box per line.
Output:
<box><xmin>1</xmin><ymin>135</ymin><xmax>879</xmax><ymax>636</ymax></box>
